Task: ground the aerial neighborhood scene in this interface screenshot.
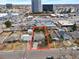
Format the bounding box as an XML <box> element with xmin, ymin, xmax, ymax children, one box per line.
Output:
<box><xmin>0</xmin><ymin>0</ymin><xmax>79</xmax><ymax>59</ymax></box>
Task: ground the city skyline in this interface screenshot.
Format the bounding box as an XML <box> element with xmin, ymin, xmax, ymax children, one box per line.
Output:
<box><xmin>0</xmin><ymin>0</ymin><xmax>79</xmax><ymax>5</ymax></box>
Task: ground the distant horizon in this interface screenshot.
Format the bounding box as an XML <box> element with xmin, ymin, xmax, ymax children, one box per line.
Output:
<box><xmin>0</xmin><ymin>3</ymin><xmax>79</xmax><ymax>5</ymax></box>
<box><xmin>0</xmin><ymin>0</ymin><xmax>79</xmax><ymax>5</ymax></box>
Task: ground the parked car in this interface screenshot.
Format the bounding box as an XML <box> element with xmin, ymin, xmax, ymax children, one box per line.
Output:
<box><xmin>46</xmin><ymin>56</ymin><xmax>54</xmax><ymax>59</ymax></box>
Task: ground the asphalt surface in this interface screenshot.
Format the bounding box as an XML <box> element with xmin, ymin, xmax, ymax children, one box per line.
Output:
<box><xmin>0</xmin><ymin>48</ymin><xmax>79</xmax><ymax>59</ymax></box>
<box><xmin>0</xmin><ymin>50</ymin><xmax>25</xmax><ymax>59</ymax></box>
<box><xmin>25</xmin><ymin>48</ymin><xmax>79</xmax><ymax>59</ymax></box>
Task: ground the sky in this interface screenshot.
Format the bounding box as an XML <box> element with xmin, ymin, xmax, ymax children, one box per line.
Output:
<box><xmin>0</xmin><ymin>0</ymin><xmax>79</xmax><ymax>5</ymax></box>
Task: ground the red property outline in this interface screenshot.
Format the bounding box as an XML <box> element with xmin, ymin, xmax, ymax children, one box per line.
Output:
<box><xmin>29</xmin><ymin>26</ymin><xmax>50</xmax><ymax>50</ymax></box>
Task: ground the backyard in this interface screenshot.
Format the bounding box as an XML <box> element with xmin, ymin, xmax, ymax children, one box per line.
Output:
<box><xmin>31</xmin><ymin>26</ymin><xmax>50</xmax><ymax>50</ymax></box>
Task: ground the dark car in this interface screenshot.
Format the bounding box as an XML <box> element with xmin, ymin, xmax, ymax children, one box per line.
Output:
<box><xmin>46</xmin><ymin>56</ymin><xmax>54</xmax><ymax>59</ymax></box>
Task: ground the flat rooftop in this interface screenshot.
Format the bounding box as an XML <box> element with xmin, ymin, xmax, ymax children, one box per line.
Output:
<box><xmin>32</xmin><ymin>16</ymin><xmax>56</xmax><ymax>27</ymax></box>
<box><xmin>58</xmin><ymin>20</ymin><xmax>74</xmax><ymax>26</ymax></box>
<box><xmin>0</xmin><ymin>13</ymin><xmax>19</xmax><ymax>17</ymax></box>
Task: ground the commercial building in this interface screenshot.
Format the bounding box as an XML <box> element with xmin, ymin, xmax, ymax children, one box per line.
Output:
<box><xmin>58</xmin><ymin>29</ymin><xmax>72</xmax><ymax>40</ymax></box>
<box><xmin>32</xmin><ymin>0</ymin><xmax>42</xmax><ymax>13</ymax></box>
<box><xmin>32</xmin><ymin>16</ymin><xmax>57</xmax><ymax>29</ymax></box>
<box><xmin>43</xmin><ymin>4</ymin><xmax>53</xmax><ymax>12</ymax></box>
<box><xmin>6</xmin><ymin>4</ymin><xmax>12</xmax><ymax>9</ymax></box>
<box><xmin>57</xmin><ymin>20</ymin><xmax>75</xmax><ymax>31</ymax></box>
<box><xmin>58</xmin><ymin>20</ymin><xmax>74</xmax><ymax>27</ymax></box>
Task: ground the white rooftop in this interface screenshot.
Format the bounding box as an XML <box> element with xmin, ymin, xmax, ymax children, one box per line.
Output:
<box><xmin>21</xmin><ymin>34</ymin><xmax>32</xmax><ymax>41</ymax></box>
<box><xmin>58</xmin><ymin>20</ymin><xmax>74</xmax><ymax>26</ymax></box>
<box><xmin>0</xmin><ymin>13</ymin><xmax>19</xmax><ymax>17</ymax></box>
<box><xmin>0</xmin><ymin>13</ymin><xmax>7</xmax><ymax>17</ymax></box>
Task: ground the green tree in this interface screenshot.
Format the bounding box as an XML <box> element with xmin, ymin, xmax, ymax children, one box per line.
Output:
<box><xmin>67</xmin><ymin>8</ymin><xmax>72</xmax><ymax>13</ymax></box>
<box><xmin>72</xmin><ymin>23</ymin><xmax>77</xmax><ymax>31</ymax></box>
<box><xmin>4</xmin><ymin>20</ymin><xmax>12</xmax><ymax>28</ymax></box>
<box><xmin>60</xmin><ymin>35</ymin><xmax>64</xmax><ymax>41</ymax></box>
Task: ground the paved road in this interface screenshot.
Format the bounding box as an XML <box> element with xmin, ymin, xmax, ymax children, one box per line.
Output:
<box><xmin>25</xmin><ymin>48</ymin><xmax>79</xmax><ymax>59</ymax></box>
<box><xmin>26</xmin><ymin>49</ymin><xmax>58</xmax><ymax>59</ymax></box>
<box><xmin>0</xmin><ymin>48</ymin><xmax>79</xmax><ymax>59</ymax></box>
<box><xmin>0</xmin><ymin>50</ymin><xmax>25</xmax><ymax>59</ymax></box>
